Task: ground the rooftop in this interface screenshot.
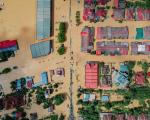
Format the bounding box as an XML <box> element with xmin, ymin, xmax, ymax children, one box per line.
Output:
<box><xmin>30</xmin><ymin>40</ymin><xmax>52</xmax><ymax>58</ymax></box>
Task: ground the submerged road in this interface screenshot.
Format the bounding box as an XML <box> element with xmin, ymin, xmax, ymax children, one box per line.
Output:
<box><xmin>68</xmin><ymin>0</ymin><xmax>75</xmax><ymax>120</ymax></box>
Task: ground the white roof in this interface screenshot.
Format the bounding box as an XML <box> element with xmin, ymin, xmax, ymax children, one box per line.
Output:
<box><xmin>138</xmin><ymin>45</ymin><xmax>145</xmax><ymax>52</ymax></box>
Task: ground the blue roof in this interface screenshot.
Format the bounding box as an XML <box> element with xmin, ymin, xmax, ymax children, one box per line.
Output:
<box><xmin>36</xmin><ymin>0</ymin><xmax>52</xmax><ymax>40</ymax></box>
<box><xmin>114</xmin><ymin>64</ymin><xmax>129</xmax><ymax>88</ymax></box>
<box><xmin>136</xmin><ymin>28</ymin><xmax>144</xmax><ymax>40</ymax></box>
<box><xmin>0</xmin><ymin>45</ymin><xmax>18</xmax><ymax>52</ymax></box>
<box><xmin>40</xmin><ymin>72</ymin><xmax>49</xmax><ymax>85</ymax></box>
<box><xmin>120</xmin><ymin>64</ymin><xmax>128</xmax><ymax>72</ymax></box>
<box><xmin>16</xmin><ymin>80</ymin><xmax>21</xmax><ymax>90</ymax></box>
<box><xmin>32</xmin><ymin>82</ymin><xmax>41</xmax><ymax>88</ymax></box>
<box><xmin>101</xmin><ymin>95</ymin><xmax>109</xmax><ymax>102</ymax></box>
<box><xmin>30</xmin><ymin>40</ymin><xmax>52</xmax><ymax>58</ymax></box>
<box><xmin>83</xmin><ymin>94</ymin><xmax>90</xmax><ymax>102</ymax></box>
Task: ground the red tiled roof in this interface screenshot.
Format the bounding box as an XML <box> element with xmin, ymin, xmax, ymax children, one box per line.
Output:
<box><xmin>97</xmin><ymin>0</ymin><xmax>108</xmax><ymax>5</ymax></box>
<box><xmin>83</xmin><ymin>8</ymin><xmax>94</xmax><ymax>21</ymax></box>
<box><xmin>135</xmin><ymin>72</ymin><xmax>145</xmax><ymax>85</ymax></box>
<box><xmin>116</xmin><ymin>114</ymin><xmax>125</xmax><ymax>120</ymax></box>
<box><xmin>120</xmin><ymin>48</ymin><xmax>128</xmax><ymax>55</ymax></box>
<box><xmin>27</xmin><ymin>80</ymin><xmax>33</xmax><ymax>89</ymax></box>
<box><xmin>147</xmin><ymin>72</ymin><xmax>150</xmax><ymax>76</ymax></box>
<box><xmin>103</xmin><ymin>115</ymin><xmax>113</xmax><ymax>120</ymax></box>
<box><xmin>138</xmin><ymin>114</ymin><xmax>148</xmax><ymax>120</ymax></box>
<box><xmin>114</xmin><ymin>0</ymin><xmax>119</xmax><ymax>8</ymax></box>
<box><xmin>85</xmin><ymin>63</ymin><xmax>98</xmax><ymax>88</ymax></box>
<box><xmin>96</xmin><ymin>50</ymin><xmax>101</xmax><ymax>55</ymax></box>
<box><xmin>0</xmin><ymin>40</ymin><xmax>17</xmax><ymax>49</ymax></box>
<box><xmin>127</xmin><ymin>115</ymin><xmax>136</xmax><ymax>120</ymax></box>
<box><xmin>84</xmin><ymin>0</ymin><xmax>93</xmax><ymax>4</ymax></box>
<box><xmin>95</xmin><ymin>9</ymin><xmax>107</xmax><ymax>17</ymax></box>
<box><xmin>137</xmin><ymin>8</ymin><xmax>145</xmax><ymax>20</ymax></box>
<box><xmin>126</xmin><ymin>8</ymin><xmax>134</xmax><ymax>20</ymax></box>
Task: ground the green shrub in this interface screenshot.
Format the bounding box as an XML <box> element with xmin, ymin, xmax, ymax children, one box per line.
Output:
<box><xmin>53</xmin><ymin>93</ymin><xmax>66</xmax><ymax>105</ymax></box>
<box><xmin>59</xmin><ymin>22</ymin><xmax>66</xmax><ymax>33</ymax></box>
<box><xmin>2</xmin><ymin>67</ymin><xmax>12</xmax><ymax>74</ymax></box>
<box><xmin>58</xmin><ymin>32</ymin><xmax>65</xmax><ymax>43</ymax></box>
<box><xmin>57</xmin><ymin>45</ymin><xmax>66</xmax><ymax>55</ymax></box>
<box><xmin>50</xmin><ymin>114</ymin><xmax>58</xmax><ymax>120</ymax></box>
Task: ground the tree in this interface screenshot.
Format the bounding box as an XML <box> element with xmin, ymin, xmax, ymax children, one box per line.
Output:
<box><xmin>58</xmin><ymin>32</ymin><xmax>65</xmax><ymax>43</ymax></box>
<box><xmin>43</xmin><ymin>99</ymin><xmax>52</xmax><ymax>109</ymax></box>
<box><xmin>2</xmin><ymin>115</ymin><xmax>14</xmax><ymax>120</ymax></box>
<box><xmin>59</xmin><ymin>114</ymin><xmax>65</xmax><ymax>120</ymax></box>
<box><xmin>2</xmin><ymin>67</ymin><xmax>12</xmax><ymax>74</ymax></box>
<box><xmin>10</xmin><ymin>81</ymin><xmax>17</xmax><ymax>91</ymax></box>
<box><xmin>57</xmin><ymin>44</ymin><xmax>66</xmax><ymax>55</ymax></box>
<box><xmin>53</xmin><ymin>93</ymin><xmax>66</xmax><ymax>105</ymax></box>
<box><xmin>59</xmin><ymin>22</ymin><xmax>66</xmax><ymax>33</ymax></box>
<box><xmin>53</xmin><ymin>83</ymin><xmax>59</xmax><ymax>88</ymax></box>
<box><xmin>126</xmin><ymin>61</ymin><xmax>136</xmax><ymax>70</ymax></box>
<box><xmin>50</xmin><ymin>114</ymin><xmax>58</xmax><ymax>120</ymax></box>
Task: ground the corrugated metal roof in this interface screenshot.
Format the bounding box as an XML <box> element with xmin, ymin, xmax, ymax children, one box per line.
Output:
<box><xmin>30</xmin><ymin>40</ymin><xmax>52</xmax><ymax>58</ymax></box>
<box><xmin>85</xmin><ymin>63</ymin><xmax>98</xmax><ymax>88</ymax></box>
<box><xmin>36</xmin><ymin>0</ymin><xmax>52</xmax><ymax>40</ymax></box>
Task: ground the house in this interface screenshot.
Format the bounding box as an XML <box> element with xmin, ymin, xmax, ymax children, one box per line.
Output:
<box><xmin>126</xmin><ymin>8</ymin><xmax>150</xmax><ymax>21</ymax></box>
<box><xmin>12</xmin><ymin>112</ymin><xmax>22</xmax><ymax>119</ymax></box>
<box><xmin>97</xmin><ymin>0</ymin><xmax>109</xmax><ymax>5</ymax></box>
<box><xmin>0</xmin><ymin>40</ymin><xmax>18</xmax><ymax>53</ymax></box>
<box><xmin>101</xmin><ymin>95</ymin><xmax>109</xmax><ymax>102</ymax></box>
<box><xmin>138</xmin><ymin>113</ymin><xmax>148</xmax><ymax>120</ymax></box>
<box><xmin>143</xmin><ymin>26</ymin><xmax>150</xmax><ymax>39</ymax></box>
<box><xmin>85</xmin><ymin>62</ymin><xmax>98</xmax><ymax>88</ymax></box>
<box><xmin>126</xmin><ymin>115</ymin><xmax>136</xmax><ymax>120</ymax></box>
<box><xmin>30</xmin><ymin>40</ymin><xmax>53</xmax><ymax>58</ymax></box>
<box><xmin>113</xmin><ymin>63</ymin><xmax>129</xmax><ymax>88</ymax></box>
<box><xmin>83</xmin><ymin>7</ymin><xmax>95</xmax><ymax>21</ymax></box>
<box><xmin>115</xmin><ymin>114</ymin><xmax>125</xmax><ymax>120</ymax></box>
<box><xmin>40</xmin><ymin>72</ymin><xmax>49</xmax><ymax>85</ymax></box>
<box><xmin>84</xmin><ymin>0</ymin><xmax>93</xmax><ymax>6</ymax></box>
<box><xmin>83</xmin><ymin>93</ymin><xmax>96</xmax><ymax>102</ymax></box>
<box><xmin>99</xmin><ymin>113</ymin><xmax>114</xmax><ymax>120</ymax></box>
<box><xmin>81</xmin><ymin>27</ymin><xmax>95</xmax><ymax>52</ymax></box>
<box><xmin>135</xmin><ymin>8</ymin><xmax>150</xmax><ymax>21</ymax></box>
<box><xmin>83</xmin><ymin>0</ymin><xmax>109</xmax><ymax>22</ymax></box>
<box><xmin>26</xmin><ymin>76</ymin><xmax>34</xmax><ymax>89</ymax></box>
<box><xmin>102</xmin><ymin>65</ymin><xmax>111</xmax><ymax>75</ymax></box>
<box><xmin>136</xmin><ymin>26</ymin><xmax>150</xmax><ymax>40</ymax></box>
<box><xmin>55</xmin><ymin>68</ymin><xmax>65</xmax><ymax>76</ymax></box>
<box><xmin>95</xmin><ymin>8</ymin><xmax>107</xmax><ymax>21</ymax></box>
<box><xmin>112</xmin><ymin>9</ymin><xmax>125</xmax><ymax>20</ymax></box>
<box><xmin>101</xmin><ymin>75</ymin><xmax>112</xmax><ymax>88</ymax></box>
<box><xmin>5</xmin><ymin>95</ymin><xmax>26</xmax><ymax>110</ymax></box>
<box><xmin>135</xmin><ymin>72</ymin><xmax>145</xmax><ymax>86</ymax></box>
<box><xmin>100</xmin><ymin>64</ymin><xmax>112</xmax><ymax>88</ymax></box>
<box><xmin>125</xmin><ymin>8</ymin><xmax>135</xmax><ymax>20</ymax></box>
<box><xmin>96</xmin><ymin>41</ymin><xmax>129</xmax><ymax>56</ymax></box>
<box><xmin>114</xmin><ymin>0</ymin><xmax>126</xmax><ymax>9</ymax></box>
<box><xmin>131</xmin><ymin>42</ymin><xmax>150</xmax><ymax>55</ymax></box>
<box><xmin>36</xmin><ymin>0</ymin><xmax>52</xmax><ymax>40</ymax></box>
<box><xmin>97</xmin><ymin>26</ymin><xmax>128</xmax><ymax>39</ymax></box>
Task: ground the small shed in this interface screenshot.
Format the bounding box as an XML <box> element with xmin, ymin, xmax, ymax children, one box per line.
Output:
<box><xmin>101</xmin><ymin>95</ymin><xmax>109</xmax><ymax>102</ymax></box>
<box><xmin>40</xmin><ymin>72</ymin><xmax>49</xmax><ymax>85</ymax></box>
<box><xmin>83</xmin><ymin>93</ymin><xmax>95</xmax><ymax>102</ymax></box>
